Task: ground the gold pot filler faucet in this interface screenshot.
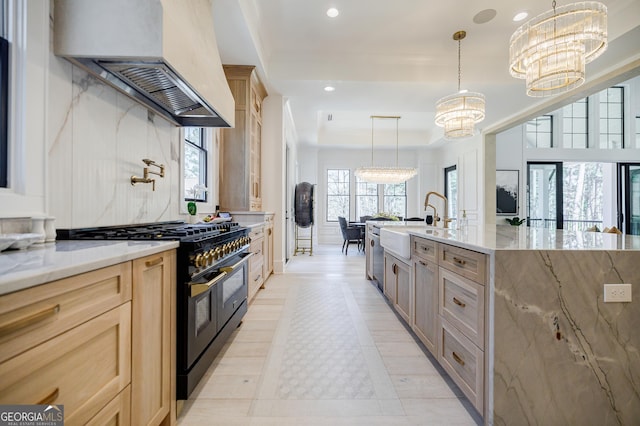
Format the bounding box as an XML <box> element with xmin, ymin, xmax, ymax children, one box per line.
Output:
<box><xmin>424</xmin><ymin>191</ymin><xmax>453</xmax><ymax>228</ymax></box>
<box><xmin>131</xmin><ymin>158</ymin><xmax>165</xmax><ymax>191</ymax></box>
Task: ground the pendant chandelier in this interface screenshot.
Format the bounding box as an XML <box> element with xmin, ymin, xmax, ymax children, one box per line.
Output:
<box><xmin>435</xmin><ymin>31</ymin><xmax>485</xmax><ymax>140</ymax></box>
<box><xmin>355</xmin><ymin>116</ymin><xmax>417</xmax><ymax>184</ymax></box>
<box><xmin>509</xmin><ymin>1</ymin><xmax>607</xmax><ymax>97</ymax></box>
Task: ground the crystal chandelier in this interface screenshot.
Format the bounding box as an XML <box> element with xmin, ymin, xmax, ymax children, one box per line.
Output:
<box><xmin>355</xmin><ymin>116</ymin><xmax>417</xmax><ymax>184</ymax></box>
<box><xmin>435</xmin><ymin>31</ymin><xmax>485</xmax><ymax>139</ymax></box>
<box><xmin>509</xmin><ymin>1</ymin><xmax>607</xmax><ymax>97</ymax></box>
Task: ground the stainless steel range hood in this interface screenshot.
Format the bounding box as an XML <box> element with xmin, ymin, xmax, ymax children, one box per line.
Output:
<box><xmin>53</xmin><ymin>0</ymin><xmax>235</xmax><ymax>128</ymax></box>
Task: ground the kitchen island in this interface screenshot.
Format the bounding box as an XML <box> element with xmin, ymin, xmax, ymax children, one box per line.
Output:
<box><xmin>373</xmin><ymin>223</ymin><xmax>640</xmax><ymax>425</ymax></box>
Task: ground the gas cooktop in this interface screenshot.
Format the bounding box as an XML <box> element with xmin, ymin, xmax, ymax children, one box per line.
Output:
<box><xmin>57</xmin><ymin>221</ymin><xmax>245</xmax><ymax>242</ymax></box>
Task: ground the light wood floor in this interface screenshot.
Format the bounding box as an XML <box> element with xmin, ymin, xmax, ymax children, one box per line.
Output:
<box><xmin>177</xmin><ymin>245</ymin><xmax>482</xmax><ymax>425</ymax></box>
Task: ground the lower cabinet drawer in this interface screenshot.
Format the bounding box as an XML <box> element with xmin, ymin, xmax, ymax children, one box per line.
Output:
<box><xmin>85</xmin><ymin>385</ymin><xmax>131</xmax><ymax>426</ymax></box>
<box><xmin>0</xmin><ymin>262</ymin><xmax>132</xmax><ymax>363</ymax></box>
<box><xmin>439</xmin><ymin>317</ymin><xmax>484</xmax><ymax>414</ymax></box>
<box><xmin>0</xmin><ymin>304</ymin><xmax>131</xmax><ymax>426</ymax></box>
<box><xmin>439</xmin><ymin>268</ymin><xmax>485</xmax><ymax>348</ymax></box>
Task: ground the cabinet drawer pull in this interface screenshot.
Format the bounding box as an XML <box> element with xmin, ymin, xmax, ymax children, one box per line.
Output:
<box><xmin>392</xmin><ymin>264</ymin><xmax>398</xmax><ymax>275</ymax></box>
<box><xmin>145</xmin><ymin>257</ymin><xmax>163</xmax><ymax>268</ymax></box>
<box><xmin>453</xmin><ymin>297</ymin><xmax>466</xmax><ymax>308</ymax></box>
<box><xmin>0</xmin><ymin>304</ymin><xmax>60</xmax><ymax>337</ymax></box>
<box><xmin>422</xmin><ymin>246</ymin><xmax>430</xmax><ymax>252</ymax></box>
<box><xmin>452</xmin><ymin>351</ymin><xmax>465</xmax><ymax>366</ymax></box>
<box><xmin>453</xmin><ymin>257</ymin><xmax>466</xmax><ymax>266</ymax></box>
<box><xmin>38</xmin><ymin>387</ymin><xmax>59</xmax><ymax>405</ymax></box>
<box><xmin>254</xmin><ymin>274</ymin><xmax>262</xmax><ymax>282</ymax></box>
<box><xmin>419</xmin><ymin>261</ymin><xmax>427</xmax><ymax>266</ymax></box>
<box><xmin>370</xmin><ymin>240</ymin><xmax>374</xmax><ymax>247</ymax></box>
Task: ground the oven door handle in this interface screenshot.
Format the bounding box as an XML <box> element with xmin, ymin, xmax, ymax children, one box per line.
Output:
<box><xmin>190</xmin><ymin>272</ymin><xmax>228</xmax><ymax>298</ymax></box>
<box><xmin>220</xmin><ymin>252</ymin><xmax>254</xmax><ymax>273</ymax></box>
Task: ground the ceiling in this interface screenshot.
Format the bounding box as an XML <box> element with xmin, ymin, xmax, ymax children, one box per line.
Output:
<box><xmin>212</xmin><ymin>0</ymin><xmax>640</xmax><ymax>148</ymax></box>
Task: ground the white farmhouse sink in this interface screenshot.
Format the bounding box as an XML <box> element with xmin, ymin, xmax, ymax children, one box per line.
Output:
<box><xmin>380</xmin><ymin>228</ymin><xmax>411</xmax><ymax>260</ymax></box>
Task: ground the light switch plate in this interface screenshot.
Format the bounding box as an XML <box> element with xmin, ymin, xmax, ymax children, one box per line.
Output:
<box><xmin>604</xmin><ymin>284</ymin><xmax>632</xmax><ymax>302</ymax></box>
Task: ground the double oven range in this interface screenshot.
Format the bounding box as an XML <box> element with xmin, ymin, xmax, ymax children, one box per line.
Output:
<box><xmin>58</xmin><ymin>220</ymin><xmax>251</xmax><ymax>399</ymax></box>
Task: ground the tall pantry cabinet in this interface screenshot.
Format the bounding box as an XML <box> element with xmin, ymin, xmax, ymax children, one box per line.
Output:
<box><xmin>219</xmin><ymin>65</ymin><xmax>267</xmax><ymax>212</ymax></box>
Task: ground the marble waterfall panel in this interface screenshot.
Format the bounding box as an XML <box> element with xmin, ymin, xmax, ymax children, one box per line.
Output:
<box><xmin>493</xmin><ymin>250</ymin><xmax>639</xmax><ymax>425</ymax></box>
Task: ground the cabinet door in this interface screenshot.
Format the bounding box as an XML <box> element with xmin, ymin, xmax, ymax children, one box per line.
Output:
<box><xmin>0</xmin><ymin>303</ymin><xmax>131</xmax><ymax>425</ymax></box>
<box><xmin>413</xmin><ymin>259</ymin><xmax>438</xmax><ymax>355</ymax></box>
<box><xmin>394</xmin><ymin>260</ymin><xmax>411</xmax><ymax>324</ymax></box>
<box><xmin>264</xmin><ymin>224</ymin><xmax>274</xmax><ymax>277</ymax></box>
<box><xmin>383</xmin><ymin>253</ymin><xmax>396</xmax><ymax>304</ymax></box>
<box><xmin>131</xmin><ymin>251</ymin><xmax>175</xmax><ymax>426</ymax></box>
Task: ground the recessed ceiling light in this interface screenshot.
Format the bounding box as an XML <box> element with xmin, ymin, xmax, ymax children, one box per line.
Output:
<box><xmin>326</xmin><ymin>8</ymin><xmax>339</xmax><ymax>18</ymax></box>
<box><xmin>324</xmin><ymin>86</ymin><xmax>335</xmax><ymax>92</ymax></box>
<box><xmin>513</xmin><ymin>11</ymin><xmax>528</xmax><ymax>22</ymax></box>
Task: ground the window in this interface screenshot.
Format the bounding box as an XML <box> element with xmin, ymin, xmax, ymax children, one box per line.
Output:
<box><xmin>599</xmin><ymin>86</ymin><xmax>624</xmax><ymax>149</ymax></box>
<box><xmin>0</xmin><ymin>4</ymin><xmax>8</xmax><ymax>188</ymax></box>
<box><xmin>356</xmin><ymin>177</ymin><xmax>378</xmax><ymax>219</ymax></box>
<box><xmin>444</xmin><ymin>165</ymin><xmax>457</xmax><ymax>219</ymax></box>
<box><xmin>184</xmin><ymin>127</ymin><xmax>208</xmax><ymax>201</ymax></box>
<box><xmin>562</xmin><ymin>98</ymin><xmax>588</xmax><ymax>148</ymax></box>
<box><xmin>635</xmin><ymin>116</ymin><xmax>640</xmax><ymax>148</ymax></box>
<box><xmin>383</xmin><ymin>183</ymin><xmax>407</xmax><ymax>219</ymax></box>
<box><xmin>326</xmin><ymin>169</ymin><xmax>349</xmax><ymax>221</ymax></box>
<box><xmin>526</xmin><ymin>115</ymin><xmax>553</xmax><ymax>148</ymax></box>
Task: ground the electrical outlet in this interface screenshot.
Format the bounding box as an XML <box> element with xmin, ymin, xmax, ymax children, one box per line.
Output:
<box><xmin>604</xmin><ymin>284</ymin><xmax>632</xmax><ymax>302</ymax></box>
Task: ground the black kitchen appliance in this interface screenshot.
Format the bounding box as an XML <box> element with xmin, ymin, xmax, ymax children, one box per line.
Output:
<box><xmin>58</xmin><ymin>220</ymin><xmax>251</xmax><ymax>399</ymax></box>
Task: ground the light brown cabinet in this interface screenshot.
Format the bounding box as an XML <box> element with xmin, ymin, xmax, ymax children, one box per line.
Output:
<box><xmin>412</xmin><ymin>256</ymin><xmax>439</xmax><ymax>356</ymax></box>
<box><xmin>384</xmin><ymin>252</ymin><xmax>411</xmax><ymax>323</ymax></box>
<box><xmin>0</xmin><ymin>250</ymin><xmax>176</xmax><ymax>426</ymax></box>
<box><xmin>219</xmin><ymin>65</ymin><xmax>267</xmax><ymax>212</ymax></box>
<box><xmin>248</xmin><ymin>225</ymin><xmax>265</xmax><ymax>301</ymax></box>
<box><xmin>264</xmin><ymin>214</ymin><xmax>274</xmax><ymax>278</ymax></box>
<box><xmin>131</xmin><ymin>251</ymin><xmax>175</xmax><ymax>426</ymax></box>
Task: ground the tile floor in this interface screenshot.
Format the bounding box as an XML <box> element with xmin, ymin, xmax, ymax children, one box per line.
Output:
<box><xmin>177</xmin><ymin>245</ymin><xmax>482</xmax><ymax>425</ymax></box>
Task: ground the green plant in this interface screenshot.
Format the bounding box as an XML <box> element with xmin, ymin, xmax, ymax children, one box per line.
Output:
<box><xmin>505</xmin><ymin>217</ymin><xmax>526</xmax><ymax>226</ymax></box>
<box><xmin>374</xmin><ymin>212</ymin><xmax>399</xmax><ymax>221</ymax></box>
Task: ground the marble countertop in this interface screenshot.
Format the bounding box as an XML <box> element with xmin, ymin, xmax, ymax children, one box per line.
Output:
<box><xmin>376</xmin><ymin>223</ymin><xmax>640</xmax><ymax>253</ymax></box>
<box><xmin>0</xmin><ymin>240</ymin><xmax>179</xmax><ymax>296</ymax></box>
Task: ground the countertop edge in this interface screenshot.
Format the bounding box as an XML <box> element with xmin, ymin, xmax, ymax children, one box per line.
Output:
<box><xmin>0</xmin><ymin>241</ymin><xmax>179</xmax><ymax>296</ymax></box>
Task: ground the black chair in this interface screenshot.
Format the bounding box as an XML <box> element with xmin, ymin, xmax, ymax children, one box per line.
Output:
<box><xmin>338</xmin><ymin>216</ymin><xmax>362</xmax><ymax>255</ymax></box>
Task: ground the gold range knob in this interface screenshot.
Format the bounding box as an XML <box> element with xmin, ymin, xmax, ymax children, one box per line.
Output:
<box><xmin>194</xmin><ymin>253</ymin><xmax>204</xmax><ymax>268</ymax></box>
<box><xmin>207</xmin><ymin>249</ymin><xmax>215</xmax><ymax>265</ymax></box>
<box><xmin>214</xmin><ymin>247</ymin><xmax>222</xmax><ymax>259</ymax></box>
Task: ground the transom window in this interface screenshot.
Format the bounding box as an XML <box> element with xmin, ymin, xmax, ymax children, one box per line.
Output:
<box><xmin>326</xmin><ymin>169</ymin><xmax>350</xmax><ymax>222</ymax></box>
<box><xmin>599</xmin><ymin>86</ymin><xmax>624</xmax><ymax>149</ymax></box>
<box><xmin>526</xmin><ymin>115</ymin><xmax>553</xmax><ymax>148</ymax></box>
<box><xmin>562</xmin><ymin>98</ymin><xmax>588</xmax><ymax>148</ymax></box>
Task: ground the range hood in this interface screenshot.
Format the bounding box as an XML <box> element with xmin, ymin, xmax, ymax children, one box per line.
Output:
<box><xmin>53</xmin><ymin>0</ymin><xmax>235</xmax><ymax>128</ymax></box>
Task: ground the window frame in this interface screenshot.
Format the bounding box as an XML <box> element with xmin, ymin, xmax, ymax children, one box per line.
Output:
<box><xmin>444</xmin><ymin>165</ymin><xmax>457</xmax><ymax>220</ymax></box>
<box><xmin>0</xmin><ymin>35</ymin><xmax>8</xmax><ymax>188</ymax></box>
<box><xmin>326</xmin><ymin>168</ymin><xmax>350</xmax><ymax>222</ymax></box>
<box><xmin>599</xmin><ymin>86</ymin><xmax>624</xmax><ymax>149</ymax></box>
<box><xmin>382</xmin><ymin>182</ymin><xmax>407</xmax><ymax>219</ymax></box>
<box><xmin>562</xmin><ymin>97</ymin><xmax>588</xmax><ymax>148</ymax></box>
<box><xmin>183</xmin><ymin>127</ymin><xmax>208</xmax><ymax>202</ymax></box>
<box><xmin>355</xmin><ymin>176</ymin><xmax>378</xmax><ymax>220</ymax></box>
<box><xmin>525</xmin><ymin>115</ymin><xmax>553</xmax><ymax>148</ymax></box>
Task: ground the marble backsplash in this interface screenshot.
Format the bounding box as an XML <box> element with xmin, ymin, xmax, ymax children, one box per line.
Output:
<box><xmin>493</xmin><ymin>250</ymin><xmax>639</xmax><ymax>425</ymax></box>
<box><xmin>47</xmin><ymin>55</ymin><xmax>183</xmax><ymax>229</ymax></box>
